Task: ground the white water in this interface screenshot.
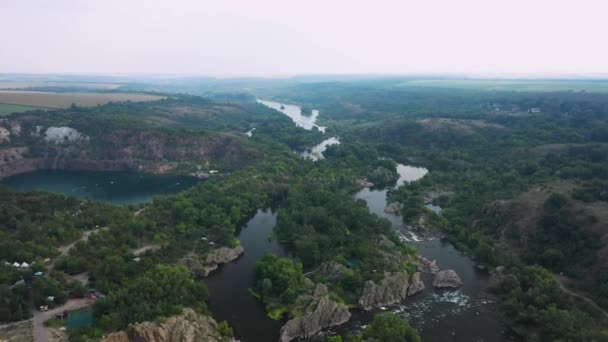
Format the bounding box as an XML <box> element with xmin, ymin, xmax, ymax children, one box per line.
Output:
<box><xmin>257</xmin><ymin>99</ymin><xmax>326</xmax><ymax>133</ymax></box>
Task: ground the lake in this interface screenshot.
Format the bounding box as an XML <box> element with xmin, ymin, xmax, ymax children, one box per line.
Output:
<box><xmin>1</xmin><ymin>170</ymin><xmax>199</xmax><ymax>204</ymax></box>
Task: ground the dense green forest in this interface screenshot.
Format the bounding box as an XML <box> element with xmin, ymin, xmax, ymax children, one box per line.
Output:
<box><xmin>2</xmin><ymin>79</ymin><xmax>608</xmax><ymax>341</ymax></box>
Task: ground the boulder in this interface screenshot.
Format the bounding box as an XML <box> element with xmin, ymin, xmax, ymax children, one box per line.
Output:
<box><xmin>101</xmin><ymin>308</ymin><xmax>235</xmax><ymax>342</ymax></box>
<box><xmin>384</xmin><ymin>202</ymin><xmax>402</xmax><ymax>214</ymax></box>
<box><xmin>279</xmin><ymin>284</ymin><xmax>351</xmax><ymax>342</ymax></box>
<box><xmin>180</xmin><ymin>245</ymin><xmax>244</xmax><ymax>277</ymax></box>
<box><xmin>432</xmin><ymin>270</ymin><xmax>463</xmax><ymax>288</ymax></box>
<box><xmin>416</xmin><ymin>256</ymin><xmax>440</xmax><ymax>274</ymax></box>
<box><xmin>358</xmin><ymin>271</ymin><xmax>424</xmax><ymax>310</ymax></box>
<box><xmin>407</xmin><ymin>272</ymin><xmax>425</xmax><ymax>296</ymax></box>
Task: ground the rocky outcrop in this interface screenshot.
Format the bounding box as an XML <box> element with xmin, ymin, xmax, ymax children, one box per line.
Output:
<box><xmin>489</xmin><ymin>265</ymin><xmax>506</xmax><ymax>289</ymax></box>
<box><xmin>407</xmin><ymin>271</ymin><xmax>425</xmax><ymax>296</ymax></box>
<box><xmin>416</xmin><ymin>256</ymin><xmax>440</xmax><ymax>274</ymax></box>
<box><xmin>180</xmin><ymin>245</ymin><xmax>244</xmax><ymax>277</ymax></box>
<box><xmin>317</xmin><ymin>261</ymin><xmax>347</xmax><ymax>281</ymax></box>
<box><xmin>0</xmin><ymin>116</ymin><xmax>261</xmax><ymax>179</ymax></box>
<box><xmin>0</xmin><ymin>126</ymin><xmax>10</xmax><ymax>143</ymax></box>
<box><xmin>101</xmin><ymin>308</ymin><xmax>235</xmax><ymax>342</ymax></box>
<box><xmin>279</xmin><ymin>284</ymin><xmax>351</xmax><ymax>342</ymax></box>
<box><xmin>44</xmin><ymin>127</ymin><xmax>85</xmax><ymax>144</ymax></box>
<box><xmin>432</xmin><ymin>270</ymin><xmax>463</xmax><ymax>288</ymax></box>
<box><xmin>0</xmin><ymin>147</ymin><xmax>40</xmax><ymax>179</ymax></box>
<box><xmin>358</xmin><ymin>271</ymin><xmax>424</xmax><ymax>310</ymax></box>
<box><xmin>384</xmin><ymin>201</ymin><xmax>402</xmax><ymax>214</ymax></box>
<box><xmin>356</xmin><ymin>179</ymin><xmax>374</xmax><ymax>188</ymax></box>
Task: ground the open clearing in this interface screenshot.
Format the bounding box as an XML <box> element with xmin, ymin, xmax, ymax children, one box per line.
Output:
<box><xmin>0</xmin><ymin>91</ymin><xmax>166</xmax><ymax>109</ymax></box>
<box><xmin>0</xmin><ymin>103</ymin><xmax>42</xmax><ymax>115</ymax></box>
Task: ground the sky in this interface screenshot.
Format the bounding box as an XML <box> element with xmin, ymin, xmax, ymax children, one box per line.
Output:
<box><xmin>1</xmin><ymin>0</ymin><xmax>607</xmax><ymax>76</ymax></box>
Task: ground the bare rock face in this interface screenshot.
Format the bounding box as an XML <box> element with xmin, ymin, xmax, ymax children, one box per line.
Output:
<box><xmin>356</xmin><ymin>179</ymin><xmax>374</xmax><ymax>188</ymax></box>
<box><xmin>416</xmin><ymin>256</ymin><xmax>440</xmax><ymax>274</ymax></box>
<box><xmin>317</xmin><ymin>262</ymin><xmax>347</xmax><ymax>281</ymax></box>
<box><xmin>489</xmin><ymin>266</ymin><xmax>506</xmax><ymax>289</ymax></box>
<box><xmin>101</xmin><ymin>308</ymin><xmax>234</xmax><ymax>342</ymax></box>
<box><xmin>407</xmin><ymin>272</ymin><xmax>425</xmax><ymax>296</ymax></box>
<box><xmin>384</xmin><ymin>202</ymin><xmax>403</xmax><ymax>214</ymax></box>
<box><xmin>0</xmin><ymin>126</ymin><xmax>10</xmax><ymax>143</ymax></box>
<box><xmin>432</xmin><ymin>270</ymin><xmax>463</xmax><ymax>288</ymax></box>
<box><xmin>358</xmin><ymin>271</ymin><xmax>424</xmax><ymax>310</ymax></box>
<box><xmin>279</xmin><ymin>284</ymin><xmax>351</xmax><ymax>342</ymax></box>
<box><xmin>180</xmin><ymin>245</ymin><xmax>244</xmax><ymax>277</ymax></box>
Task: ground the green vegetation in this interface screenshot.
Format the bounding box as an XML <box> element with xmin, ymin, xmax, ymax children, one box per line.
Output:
<box><xmin>0</xmin><ymin>103</ymin><xmax>41</xmax><ymax>115</ymax></box>
<box><xmin>94</xmin><ymin>265</ymin><xmax>208</xmax><ymax>332</ymax></box>
<box><xmin>350</xmin><ymin>313</ymin><xmax>421</xmax><ymax>342</ymax></box>
<box><xmin>2</xmin><ymin>78</ymin><xmax>608</xmax><ymax>340</ymax></box>
<box><xmin>252</xmin><ymin>254</ymin><xmax>305</xmax><ymax>319</ymax></box>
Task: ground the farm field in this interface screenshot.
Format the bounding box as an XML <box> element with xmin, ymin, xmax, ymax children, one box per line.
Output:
<box><xmin>398</xmin><ymin>79</ymin><xmax>608</xmax><ymax>92</ymax></box>
<box><xmin>0</xmin><ymin>81</ymin><xmax>122</xmax><ymax>89</ymax></box>
<box><xmin>0</xmin><ymin>91</ymin><xmax>166</xmax><ymax>109</ymax></box>
<box><xmin>0</xmin><ymin>103</ymin><xmax>42</xmax><ymax>116</ymax></box>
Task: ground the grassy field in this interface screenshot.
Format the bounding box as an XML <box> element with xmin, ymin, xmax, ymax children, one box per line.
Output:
<box><xmin>399</xmin><ymin>79</ymin><xmax>608</xmax><ymax>92</ymax></box>
<box><xmin>0</xmin><ymin>91</ymin><xmax>166</xmax><ymax>109</ymax></box>
<box><xmin>0</xmin><ymin>103</ymin><xmax>42</xmax><ymax>115</ymax></box>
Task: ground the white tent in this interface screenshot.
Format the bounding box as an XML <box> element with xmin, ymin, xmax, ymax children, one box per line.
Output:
<box><xmin>20</xmin><ymin>262</ymin><xmax>29</xmax><ymax>268</ymax></box>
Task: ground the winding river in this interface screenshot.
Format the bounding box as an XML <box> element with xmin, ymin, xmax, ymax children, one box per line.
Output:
<box><xmin>347</xmin><ymin>165</ymin><xmax>508</xmax><ymax>342</ymax></box>
<box><xmin>257</xmin><ymin>99</ymin><xmax>326</xmax><ymax>133</ymax></box>
<box><xmin>204</xmin><ymin>209</ymin><xmax>286</xmax><ymax>342</ymax></box>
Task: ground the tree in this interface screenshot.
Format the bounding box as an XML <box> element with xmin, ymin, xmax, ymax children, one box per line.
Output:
<box><xmin>359</xmin><ymin>313</ymin><xmax>421</xmax><ymax>342</ymax></box>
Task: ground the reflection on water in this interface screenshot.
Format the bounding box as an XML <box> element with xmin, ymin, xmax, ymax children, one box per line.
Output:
<box><xmin>1</xmin><ymin>170</ymin><xmax>198</xmax><ymax>204</ymax></box>
<box><xmin>257</xmin><ymin>99</ymin><xmax>326</xmax><ymax>132</ymax></box>
<box><xmin>203</xmin><ymin>209</ymin><xmax>287</xmax><ymax>342</ymax></box>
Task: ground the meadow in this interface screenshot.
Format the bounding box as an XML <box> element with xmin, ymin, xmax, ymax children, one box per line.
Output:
<box><xmin>0</xmin><ymin>103</ymin><xmax>42</xmax><ymax>115</ymax></box>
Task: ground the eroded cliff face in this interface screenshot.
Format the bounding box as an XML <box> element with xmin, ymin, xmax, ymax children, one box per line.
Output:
<box><xmin>279</xmin><ymin>284</ymin><xmax>351</xmax><ymax>342</ymax></box>
<box><xmin>358</xmin><ymin>271</ymin><xmax>425</xmax><ymax>311</ymax></box>
<box><xmin>180</xmin><ymin>245</ymin><xmax>244</xmax><ymax>277</ymax></box>
<box><xmin>101</xmin><ymin>308</ymin><xmax>235</xmax><ymax>342</ymax></box>
<box><xmin>0</xmin><ymin>117</ymin><xmax>260</xmax><ymax>179</ymax></box>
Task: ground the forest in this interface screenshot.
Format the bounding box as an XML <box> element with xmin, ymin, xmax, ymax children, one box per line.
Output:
<box><xmin>1</xmin><ymin>79</ymin><xmax>608</xmax><ymax>341</ymax></box>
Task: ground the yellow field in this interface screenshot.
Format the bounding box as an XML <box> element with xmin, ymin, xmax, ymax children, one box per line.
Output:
<box><xmin>0</xmin><ymin>91</ymin><xmax>165</xmax><ymax>109</ymax></box>
<box><xmin>0</xmin><ymin>82</ymin><xmax>121</xmax><ymax>89</ymax></box>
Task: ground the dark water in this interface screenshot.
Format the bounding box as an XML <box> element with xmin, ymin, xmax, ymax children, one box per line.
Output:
<box><xmin>348</xmin><ymin>165</ymin><xmax>508</xmax><ymax>342</ymax></box>
<box><xmin>204</xmin><ymin>209</ymin><xmax>287</xmax><ymax>342</ymax></box>
<box><xmin>1</xmin><ymin>170</ymin><xmax>199</xmax><ymax>204</ymax></box>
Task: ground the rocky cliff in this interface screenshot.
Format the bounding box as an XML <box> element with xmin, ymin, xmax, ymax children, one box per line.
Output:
<box><xmin>279</xmin><ymin>284</ymin><xmax>351</xmax><ymax>342</ymax></box>
<box><xmin>358</xmin><ymin>271</ymin><xmax>424</xmax><ymax>310</ymax></box>
<box><xmin>0</xmin><ymin>117</ymin><xmax>261</xmax><ymax>179</ymax></box>
<box><xmin>101</xmin><ymin>308</ymin><xmax>235</xmax><ymax>342</ymax></box>
<box><xmin>180</xmin><ymin>245</ymin><xmax>244</xmax><ymax>277</ymax></box>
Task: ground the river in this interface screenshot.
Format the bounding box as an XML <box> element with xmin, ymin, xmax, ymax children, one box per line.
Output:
<box><xmin>0</xmin><ymin>170</ymin><xmax>198</xmax><ymax>204</ymax></box>
<box><xmin>203</xmin><ymin>209</ymin><xmax>287</xmax><ymax>342</ymax></box>
<box><xmin>257</xmin><ymin>99</ymin><xmax>326</xmax><ymax>133</ymax></box>
<box><xmin>348</xmin><ymin>164</ymin><xmax>508</xmax><ymax>342</ymax></box>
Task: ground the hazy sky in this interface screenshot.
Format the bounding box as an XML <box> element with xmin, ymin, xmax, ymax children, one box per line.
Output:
<box><xmin>1</xmin><ymin>0</ymin><xmax>607</xmax><ymax>76</ymax></box>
